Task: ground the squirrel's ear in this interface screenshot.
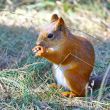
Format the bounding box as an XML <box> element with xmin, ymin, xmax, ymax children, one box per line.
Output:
<box><xmin>51</xmin><ymin>14</ymin><xmax>59</xmax><ymax>22</ymax></box>
<box><xmin>57</xmin><ymin>17</ymin><xmax>64</xmax><ymax>25</ymax></box>
<box><xmin>56</xmin><ymin>17</ymin><xmax>65</xmax><ymax>31</ymax></box>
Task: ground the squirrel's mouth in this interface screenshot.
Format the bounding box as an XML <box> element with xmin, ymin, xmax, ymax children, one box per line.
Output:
<box><xmin>32</xmin><ymin>45</ymin><xmax>46</xmax><ymax>56</ymax></box>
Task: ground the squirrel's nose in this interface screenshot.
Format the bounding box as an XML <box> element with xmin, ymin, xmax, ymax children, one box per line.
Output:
<box><xmin>36</xmin><ymin>41</ymin><xmax>43</xmax><ymax>46</ymax></box>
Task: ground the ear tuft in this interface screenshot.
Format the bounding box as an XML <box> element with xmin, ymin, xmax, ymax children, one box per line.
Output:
<box><xmin>57</xmin><ymin>17</ymin><xmax>64</xmax><ymax>25</ymax></box>
<box><xmin>56</xmin><ymin>17</ymin><xmax>65</xmax><ymax>31</ymax></box>
<box><xmin>51</xmin><ymin>14</ymin><xmax>59</xmax><ymax>22</ymax></box>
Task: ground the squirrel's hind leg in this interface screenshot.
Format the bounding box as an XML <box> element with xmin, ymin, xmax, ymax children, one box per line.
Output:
<box><xmin>61</xmin><ymin>91</ymin><xmax>76</xmax><ymax>97</ymax></box>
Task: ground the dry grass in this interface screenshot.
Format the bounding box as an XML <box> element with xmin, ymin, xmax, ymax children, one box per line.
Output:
<box><xmin>0</xmin><ymin>2</ymin><xmax>110</xmax><ymax>110</ymax></box>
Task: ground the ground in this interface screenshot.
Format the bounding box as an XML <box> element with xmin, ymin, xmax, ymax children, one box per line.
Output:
<box><xmin>0</xmin><ymin>1</ymin><xmax>110</xmax><ymax>110</ymax></box>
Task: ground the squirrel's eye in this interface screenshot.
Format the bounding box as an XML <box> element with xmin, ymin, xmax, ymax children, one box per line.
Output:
<box><xmin>47</xmin><ymin>33</ymin><xmax>54</xmax><ymax>39</ymax></box>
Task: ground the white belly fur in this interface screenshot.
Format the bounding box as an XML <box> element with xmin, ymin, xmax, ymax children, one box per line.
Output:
<box><xmin>53</xmin><ymin>64</ymin><xmax>68</xmax><ymax>89</ymax></box>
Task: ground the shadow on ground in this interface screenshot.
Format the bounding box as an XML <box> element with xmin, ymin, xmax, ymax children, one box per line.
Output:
<box><xmin>0</xmin><ymin>24</ymin><xmax>39</xmax><ymax>70</ymax></box>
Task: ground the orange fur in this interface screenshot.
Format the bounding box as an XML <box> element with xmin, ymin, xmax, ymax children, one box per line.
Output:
<box><xmin>32</xmin><ymin>14</ymin><xmax>95</xmax><ymax>97</ymax></box>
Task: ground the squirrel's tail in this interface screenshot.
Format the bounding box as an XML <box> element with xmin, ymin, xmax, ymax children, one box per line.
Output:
<box><xmin>89</xmin><ymin>65</ymin><xmax>110</xmax><ymax>90</ymax></box>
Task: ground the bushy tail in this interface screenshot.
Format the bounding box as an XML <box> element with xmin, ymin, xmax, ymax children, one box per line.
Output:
<box><xmin>89</xmin><ymin>64</ymin><xmax>110</xmax><ymax>90</ymax></box>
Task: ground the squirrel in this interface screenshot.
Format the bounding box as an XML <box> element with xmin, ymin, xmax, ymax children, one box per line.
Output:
<box><xmin>32</xmin><ymin>14</ymin><xmax>95</xmax><ymax>97</ymax></box>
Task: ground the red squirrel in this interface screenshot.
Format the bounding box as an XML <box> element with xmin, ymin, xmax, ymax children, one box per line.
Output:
<box><xmin>32</xmin><ymin>14</ymin><xmax>95</xmax><ymax>97</ymax></box>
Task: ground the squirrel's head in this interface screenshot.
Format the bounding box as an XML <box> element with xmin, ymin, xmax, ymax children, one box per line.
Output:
<box><xmin>32</xmin><ymin>14</ymin><xmax>71</xmax><ymax>64</ymax></box>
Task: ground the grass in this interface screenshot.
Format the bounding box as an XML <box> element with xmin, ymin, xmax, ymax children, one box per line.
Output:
<box><xmin>0</xmin><ymin>1</ymin><xmax>110</xmax><ymax>110</ymax></box>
